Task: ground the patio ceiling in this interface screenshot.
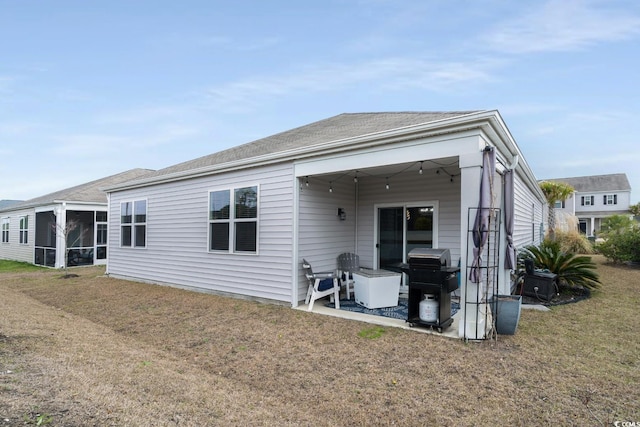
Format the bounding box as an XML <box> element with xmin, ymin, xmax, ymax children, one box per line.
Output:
<box><xmin>303</xmin><ymin>156</ymin><xmax>460</xmax><ymax>184</ymax></box>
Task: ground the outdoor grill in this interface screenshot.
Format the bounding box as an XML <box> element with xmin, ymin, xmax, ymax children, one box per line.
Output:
<box><xmin>407</xmin><ymin>248</ymin><xmax>459</xmax><ymax>332</ymax></box>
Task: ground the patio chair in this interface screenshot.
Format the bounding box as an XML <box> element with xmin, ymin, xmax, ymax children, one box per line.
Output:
<box><xmin>302</xmin><ymin>259</ymin><xmax>340</xmax><ymax>311</ymax></box>
<box><xmin>337</xmin><ymin>252</ymin><xmax>360</xmax><ymax>300</ymax></box>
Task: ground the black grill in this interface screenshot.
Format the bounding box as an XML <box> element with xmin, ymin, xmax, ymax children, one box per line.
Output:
<box><xmin>407</xmin><ymin>248</ymin><xmax>459</xmax><ymax>332</ymax></box>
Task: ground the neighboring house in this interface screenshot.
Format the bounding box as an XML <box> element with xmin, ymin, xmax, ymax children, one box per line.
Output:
<box><xmin>0</xmin><ymin>169</ymin><xmax>153</xmax><ymax>268</ymax></box>
<box><xmin>105</xmin><ymin>111</ymin><xmax>547</xmax><ymax>339</ymax></box>
<box><xmin>544</xmin><ymin>173</ymin><xmax>632</xmax><ymax>237</ymax></box>
<box><xmin>0</xmin><ymin>200</ymin><xmax>22</xmax><ymax>209</ymax></box>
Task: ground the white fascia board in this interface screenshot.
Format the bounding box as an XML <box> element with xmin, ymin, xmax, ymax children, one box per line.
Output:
<box><xmin>34</xmin><ymin>204</ymin><xmax>61</xmax><ymax>213</ymax></box>
<box><xmin>295</xmin><ymin>132</ymin><xmax>482</xmax><ymax>177</ymax></box>
<box><xmin>106</xmin><ymin>110</ymin><xmax>498</xmax><ymax>193</ymax></box>
<box><xmin>481</xmin><ymin>113</ymin><xmax>546</xmax><ymax>203</ymax></box>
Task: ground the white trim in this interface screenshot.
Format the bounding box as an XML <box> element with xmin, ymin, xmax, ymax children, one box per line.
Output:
<box><xmin>105</xmin><ymin>111</ymin><xmax>532</xmax><ymax>193</ymax></box>
<box><xmin>207</xmin><ymin>184</ymin><xmax>260</xmax><ymax>255</ymax></box>
<box><xmin>18</xmin><ymin>215</ymin><xmax>29</xmax><ymax>245</ymax></box>
<box><xmin>1</xmin><ymin>216</ymin><xmax>9</xmax><ymax>244</ymax></box>
<box><xmin>372</xmin><ymin>200</ymin><xmax>440</xmax><ymax>269</ymax></box>
<box><xmin>119</xmin><ymin>199</ymin><xmax>148</xmax><ymax>249</ymax></box>
<box><xmin>292</xmin><ymin>176</ymin><xmax>300</xmax><ymax>307</ymax></box>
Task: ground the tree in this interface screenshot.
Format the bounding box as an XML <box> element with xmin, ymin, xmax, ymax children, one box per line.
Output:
<box><xmin>51</xmin><ymin>219</ymin><xmax>88</xmax><ymax>277</ymax></box>
<box><xmin>600</xmin><ymin>214</ymin><xmax>636</xmax><ymax>237</ymax></box>
<box><xmin>629</xmin><ymin>202</ymin><xmax>640</xmax><ymax>217</ymax></box>
<box><xmin>539</xmin><ymin>181</ymin><xmax>574</xmax><ymax>240</ymax></box>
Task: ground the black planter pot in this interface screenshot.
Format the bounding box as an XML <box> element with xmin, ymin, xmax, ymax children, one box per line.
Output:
<box><xmin>490</xmin><ymin>295</ymin><xmax>522</xmax><ymax>335</ymax></box>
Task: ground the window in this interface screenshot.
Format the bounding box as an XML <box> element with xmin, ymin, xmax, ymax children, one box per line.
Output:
<box><xmin>581</xmin><ymin>196</ymin><xmax>594</xmax><ymax>206</ymax></box>
<box><xmin>1</xmin><ymin>217</ymin><xmax>8</xmax><ymax>243</ymax></box>
<box><xmin>604</xmin><ymin>194</ymin><xmax>618</xmax><ymax>205</ymax></box>
<box><xmin>554</xmin><ymin>200</ymin><xmax>565</xmax><ymax>209</ymax></box>
<box><xmin>19</xmin><ymin>216</ymin><xmax>28</xmax><ymax>244</ymax></box>
<box><xmin>209</xmin><ymin>185</ymin><xmax>258</xmax><ymax>253</ymax></box>
<box><xmin>96</xmin><ymin>211</ymin><xmax>107</xmax><ymax>259</ymax></box>
<box><xmin>121</xmin><ymin>201</ymin><xmax>146</xmax><ymax>248</ymax></box>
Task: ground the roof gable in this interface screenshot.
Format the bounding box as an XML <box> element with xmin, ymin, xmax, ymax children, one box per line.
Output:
<box><xmin>146</xmin><ymin>111</ymin><xmax>481</xmax><ymax>178</ymax></box>
<box><xmin>1</xmin><ymin>168</ymin><xmax>155</xmax><ymax>212</ymax></box>
<box><xmin>544</xmin><ymin>173</ymin><xmax>631</xmax><ymax>192</ymax></box>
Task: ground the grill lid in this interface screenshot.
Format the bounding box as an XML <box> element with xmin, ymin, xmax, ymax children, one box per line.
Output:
<box><xmin>408</xmin><ymin>248</ymin><xmax>451</xmax><ymax>268</ymax></box>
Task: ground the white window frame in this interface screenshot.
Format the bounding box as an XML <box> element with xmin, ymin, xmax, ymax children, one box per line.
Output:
<box><xmin>120</xmin><ymin>200</ymin><xmax>147</xmax><ymax>248</ymax></box>
<box><xmin>604</xmin><ymin>194</ymin><xmax>617</xmax><ymax>205</ymax></box>
<box><xmin>19</xmin><ymin>215</ymin><xmax>28</xmax><ymax>244</ymax></box>
<box><xmin>581</xmin><ymin>195</ymin><xmax>594</xmax><ymax>206</ymax></box>
<box><xmin>96</xmin><ymin>211</ymin><xmax>108</xmax><ymax>260</ymax></box>
<box><xmin>1</xmin><ymin>217</ymin><xmax>9</xmax><ymax>243</ymax></box>
<box><xmin>208</xmin><ymin>185</ymin><xmax>259</xmax><ymax>254</ymax></box>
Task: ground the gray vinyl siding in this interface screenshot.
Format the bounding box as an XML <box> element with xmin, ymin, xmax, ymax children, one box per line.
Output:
<box><xmin>357</xmin><ymin>170</ymin><xmax>462</xmax><ymax>269</ymax></box>
<box><xmin>297</xmin><ymin>177</ymin><xmax>357</xmax><ymax>301</ymax></box>
<box><xmin>296</xmin><ymin>167</ymin><xmax>462</xmax><ymax>305</ymax></box>
<box><xmin>513</xmin><ymin>172</ymin><xmax>544</xmax><ymax>249</ymax></box>
<box><xmin>108</xmin><ymin>163</ymin><xmax>295</xmax><ymax>303</ymax></box>
<box><xmin>0</xmin><ymin>208</ymin><xmax>35</xmax><ymax>264</ymax></box>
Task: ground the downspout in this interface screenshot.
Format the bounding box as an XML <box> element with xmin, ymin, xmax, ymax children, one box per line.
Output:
<box><xmin>292</xmin><ymin>176</ymin><xmax>300</xmax><ymax>307</ymax></box>
<box><xmin>106</xmin><ymin>192</ymin><xmax>110</xmax><ymax>275</ymax></box>
<box><xmin>354</xmin><ymin>179</ymin><xmax>359</xmax><ymax>252</ymax></box>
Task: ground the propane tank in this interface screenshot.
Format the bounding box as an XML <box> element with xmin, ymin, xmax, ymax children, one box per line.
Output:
<box><xmin>419</xmin><ymin>294</ymin><xmax>438</xmax><ymax>322</ymax></box>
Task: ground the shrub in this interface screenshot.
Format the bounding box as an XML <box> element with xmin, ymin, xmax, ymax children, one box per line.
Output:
<box><xmin>598</xmin><ymin>227</ymin><xmax>640</xmax><ymax>264</ymax></box>
<box><xmin>600</xmin><ymin>214</ymin><xmax>636</xmax><ymax>237</ymax></box>
<box><xmin>520</xmin><ymin>241</ymin><xmax>601</xmax><ymax>291</ymax></box>
<box><xmin>553</xmin><ymin>230</ymin><xmax>594</xmax><ymax>254</ymax></box>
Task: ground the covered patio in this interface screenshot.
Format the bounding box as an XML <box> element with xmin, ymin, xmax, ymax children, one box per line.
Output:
<box><xmin>292</xmin><ymin>113</ymin><xmax>526</xmax><ymax>339</ymax></box>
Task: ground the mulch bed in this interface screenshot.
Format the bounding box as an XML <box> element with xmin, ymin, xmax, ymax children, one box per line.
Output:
<box><xmin>520</xmin><ymin>286</ymin><xmax>591</xmax><ymax>307</ymax></box>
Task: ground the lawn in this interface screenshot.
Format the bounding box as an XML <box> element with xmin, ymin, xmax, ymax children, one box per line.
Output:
<box><xmin>0</xmin><ymin>256</ymin><xmax>638</xmax><ymax>426</ymax></box>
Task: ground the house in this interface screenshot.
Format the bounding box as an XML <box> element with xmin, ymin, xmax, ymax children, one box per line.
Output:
<box><xmin>544</xmin><ymin>173</ymin><xmax>632</xmax><ymax>237</ymax></box>
<box><xmin>105</xmin><ymin>111</ymin><xmax>547</xmax><ymax>339</ymax></box>
<box><xmin>0</xmin><ymin>169</ymin><xmax>153</xmax><ymax>268</ymax></box>
<box><xmin>0</xmin><ymin>200</ymin><xmax>22</xmax><ymax>209</ymax></box>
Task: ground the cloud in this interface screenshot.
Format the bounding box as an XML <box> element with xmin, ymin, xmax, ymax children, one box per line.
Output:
<box><xmin>203</xmin><ymin>56</ymin><xmax>500</xmax><ymax>112</ymax></box>
<box><xmin>160</xmin><ymin>33</ymin><xmax>282</xmax><ymax>52</ymax></box>
<box><xmin>484</xmin><ymin>0</ymin><xmax>640</xmax><ymax>54</ymax></box>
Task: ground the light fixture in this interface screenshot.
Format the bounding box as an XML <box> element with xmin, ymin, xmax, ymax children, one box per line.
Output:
<box><xmin>419</xmin><ymin>161</ymin><xmax>423</xmax><ymax>175</ymax></box>
<box><xmin>337</xmin><ymin>208</ymin><xmax>346</xmax><ymax>220</ymax></box>
<box><xmin>436</xmin><ymin>169</ymin><xmax>440</xmax><ymax>174</ymax></box>
<box><xmin>354</xmin><ymin>171</ymin><xmax>358</xmax><ymax>183</ymax></box>
<box><xmin>385</xmin><ymin>178</ymin><xmax>390</xmax><ymax>190</ymax></box>
<box><xmin>305</xmin><ymin>176</ymin><xmax>309</xmax><ymax>187</ymax></box>
<box><xmin>329</xmin><ymin>182</ymin><xmax>333</xmax><ymax>193</ymax></box>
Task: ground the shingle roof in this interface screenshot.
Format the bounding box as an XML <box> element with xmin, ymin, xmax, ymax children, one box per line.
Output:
<box><xmin>0</xmin><ymin>200</ymin><xmax>22</xmax><ymax>209</ymax></box>
<box><xmin>543</xmin><ymin>173</ymin><xmax>631</xmax><ymax>192</ymax></box>
<box><xmin>148</xmin><ymin>111</ymin><xmax>481</xmax><ymax>178</ymax></box>
<box><xmin>1</xmin><ymin>168</ymin><xmax>155</xmax><ymax>212</ymax></box>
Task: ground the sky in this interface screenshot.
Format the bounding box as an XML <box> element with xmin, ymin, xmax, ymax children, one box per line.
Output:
<box><xmin>1</xmin><ymin>0</ymin><xmax>639</xmax><ymax>203</ymax></box>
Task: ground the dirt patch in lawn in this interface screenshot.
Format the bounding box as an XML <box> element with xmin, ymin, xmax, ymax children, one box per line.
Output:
<box><xmin>1</xmin><ymin>256</ymin><xmax>638</xmax><ymax>426</ymax></box>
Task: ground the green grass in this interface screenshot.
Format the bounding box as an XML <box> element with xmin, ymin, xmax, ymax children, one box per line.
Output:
<box><xmin>0</xmin><ymin>260</ymin><xmax>46</xmax><ymax>272</ymax></box>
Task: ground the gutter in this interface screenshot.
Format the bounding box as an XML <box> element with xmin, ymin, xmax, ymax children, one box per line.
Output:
<box><xmin>105</xmin><ymin>110</ymin><xmax>510</xmax><ymax>193</ymax></box>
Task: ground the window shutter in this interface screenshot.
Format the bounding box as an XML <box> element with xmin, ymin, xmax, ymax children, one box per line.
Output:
<box><xmin>614</xmin><ymin>195</ymin><xmax>617</xmax><ymax>204</ymax></box>
<box><xmin>590</xmin><ymin>196</ymin><xmax>594</xmax><ymax>205</ymax></box>
<box><xmin>603</xmin><ymin>195</ymin><xmax>607</xmax><ymax>204</ymax></box>
<box><xmin>581</xmin><ymin>196</ymin><xmax>585</xmax><ymax>206</ymax></box>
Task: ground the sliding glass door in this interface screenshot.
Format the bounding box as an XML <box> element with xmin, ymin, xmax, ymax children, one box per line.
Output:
<box><xmin>377</xmin><ymin>204</ymin><xmax>435</xmax><ymax>270</ymax></box>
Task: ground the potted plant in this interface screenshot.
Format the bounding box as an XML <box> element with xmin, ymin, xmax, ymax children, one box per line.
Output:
<box><xmin>491</xmin><ymin>294</ymin><xmax>522</xmax><ymax>335</ymax></box>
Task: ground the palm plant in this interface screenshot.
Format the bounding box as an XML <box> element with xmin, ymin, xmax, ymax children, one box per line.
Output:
<box><xmin>520</xmin><ymin>241</ymin><xmax>601</xmax><ymax>291</ymax></box>
<box><xmin>539</xmin><ymin>181</ymin><xmax>574</xmax><ymax>240</ymax></box>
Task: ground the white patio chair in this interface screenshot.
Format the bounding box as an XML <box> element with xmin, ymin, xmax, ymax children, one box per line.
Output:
<box><xmin>302</xmin><ymin>259</ymin><xmax>340</xmax><ymax>311</ymax></box>
<box><xmin>337</xmin><ymin>252</ymin><xmax>360</xmax><ymax>300</ymax></box>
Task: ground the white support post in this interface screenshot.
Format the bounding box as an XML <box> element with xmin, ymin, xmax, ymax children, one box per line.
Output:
<box><xmin>55</xmin><ymin>204</ymin><xmax>67</xmax><ymax>269</ymax></box>
<box><xmin>458</xmin><ymin>151</ymin><xmax>492</xmax><ymax>339</ymax></box>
